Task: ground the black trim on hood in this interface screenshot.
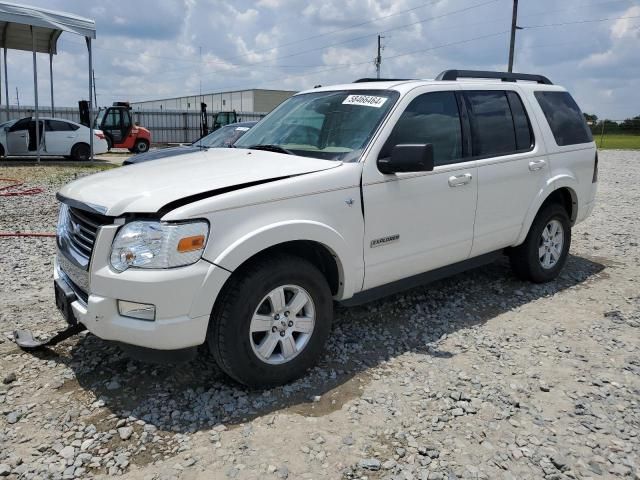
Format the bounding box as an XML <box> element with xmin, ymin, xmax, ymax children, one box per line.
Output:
<box><xmin>156</xmin><ymin>175</ymin><xmax>292</xmax><ymax>217</ymax></box>
<box><xmin>56</xmin><ymin>193</ymin><xmax>110</xmax><ymax>216</ymax></box>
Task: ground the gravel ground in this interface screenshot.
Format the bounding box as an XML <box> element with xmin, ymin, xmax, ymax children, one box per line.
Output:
<box><xmin>0</xmin><ymin>151</ymin><xmax>638</xmax><ymax>480</ymax></box>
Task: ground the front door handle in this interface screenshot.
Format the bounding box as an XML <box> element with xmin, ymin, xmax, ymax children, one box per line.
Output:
<box><xmin>528</xmin><ymin>159</ymin><xmax>546</xmax><ymax>171</ymax></box>
<box><xmin>448</xmin><ymin>173</ymin><xmax>472</xmax><ymax>187</ymax></box>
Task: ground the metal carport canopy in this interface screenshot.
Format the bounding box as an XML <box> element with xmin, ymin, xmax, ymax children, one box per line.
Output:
<box><xmin>0</xmin><ymin>1</ymin><xmax>96</xmax><ymax>160</ymax></box>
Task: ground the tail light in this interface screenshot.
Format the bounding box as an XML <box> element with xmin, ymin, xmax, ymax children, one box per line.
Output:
<box><xmin>592</xmin><ymin>151</ymin><xmax>598</xmax><ymax>183</ymax></box>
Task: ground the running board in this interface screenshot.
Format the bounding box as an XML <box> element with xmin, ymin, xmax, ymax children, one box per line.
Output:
<box><xmin>341</xmin><ymin>251</ymin><xmax>502</xmax><ymax>307</ymax></box>
<box><xmin>13</xmin><ymin>323</ymin><xmax>86</xmax><ymax>350</ymax></box>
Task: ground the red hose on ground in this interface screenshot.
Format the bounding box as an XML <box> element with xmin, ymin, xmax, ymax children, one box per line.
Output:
<box><xmin>0</xmin><ymin>178</ymin><xmax>44</xmax><ymax>196</ymax></box>
<box><xmin>1</xmin><ymin>178</ymin><xmax>54</xmax><ymax>237</ymax></box>
<box><xmin>0</xmin><ymin>232</ymin><xmax>56</xmax><ymax>237</ymax></box>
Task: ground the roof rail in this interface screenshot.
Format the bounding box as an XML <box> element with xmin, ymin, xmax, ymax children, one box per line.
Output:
<box><xmin>435</xmin><ymin>70</ymin><xmax>553</xmax><ymax>85</ymax></box>
<box><xmin>353</xmin><ymin>78</ymin><xmax>411</xmax><ymax>83</ymax></box>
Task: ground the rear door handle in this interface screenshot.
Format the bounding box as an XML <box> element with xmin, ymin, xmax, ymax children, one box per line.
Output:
<box><xmin>448</xmin><ymin>173</ymin><xmax>473</xmax><ymax>187</ymax></box>
<box><xmin>528</xmin><ymin>159</ymin><xmax>546</xmax><ymax>171</ymax></box>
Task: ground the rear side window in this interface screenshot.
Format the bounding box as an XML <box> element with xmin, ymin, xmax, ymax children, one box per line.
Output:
<box><xmin>382</xmin><ymin>91</ymin><xmax>463</xmax><ymax>166</ymax></box>
<box><xmin>534</xmin><ymin>91</ymin><xmax>593</xmax><ymax>146</ymax></box>
<box><xmin>465</xmin><ymin>91</ymin><xmax>517</xmax><ymax>157</ymax></box>
<box><xmin>506</xmin><ymin>91</ymin><xmax>534</xmax><ymax>151</ymax></box>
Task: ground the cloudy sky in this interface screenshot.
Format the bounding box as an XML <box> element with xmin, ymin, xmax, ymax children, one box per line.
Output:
<box><xmin>5</xmin><ymin>0</ymin><xmax>640</xmax><ymax>119</ymax></box>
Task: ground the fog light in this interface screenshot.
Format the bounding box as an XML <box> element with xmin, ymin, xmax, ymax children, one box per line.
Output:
<box><xmin>118</xmin><ymin>300</ymin><xmax>156</xmax><ymax>321</ymax></box>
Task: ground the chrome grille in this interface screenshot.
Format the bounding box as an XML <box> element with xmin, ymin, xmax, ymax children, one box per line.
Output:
<box><xmin>57</xmin><ymin>203</ymin><xmax>112</xmax><ymax>271</ymax></box>
<box><xmin>67</xmin><ymin>207</ymin><xmax>102</xmax><ymax>258</ymax></box>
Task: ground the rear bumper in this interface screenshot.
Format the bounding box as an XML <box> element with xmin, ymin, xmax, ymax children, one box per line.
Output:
<box><xmin>54</xmin><ymin>256</ymin><xmax>230</xmax><ymax>350</ymax></box>
<box><xmin>575</xmin><ymin>182</ymin><xmax>597</xmax><ymax>224</ymax></box>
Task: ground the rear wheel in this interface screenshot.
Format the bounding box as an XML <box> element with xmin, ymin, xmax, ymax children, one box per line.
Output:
<box><xmin>70</xmin><ymin>143</ymin><xmax>90</xmax><ymax>161</ymax></box>
<box><xmin>208</xmin><ymin>255</ymin><xmax>333</xmax><ymax>387</ymax></box>
<box><xmin>509</xmin><ymin>203</ymin><xmax>571</xmax><ymax>283</ymax></box>
<box><xmin>134</xmin><ymin>139</ymin><xmax>149</xmax><ymax>153</ymax></box>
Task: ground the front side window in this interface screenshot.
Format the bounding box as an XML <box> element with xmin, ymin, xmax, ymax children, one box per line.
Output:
<box><xmin>534</xmin><ymin>91</ymin><xmax>593</xmax><ymax>146</ymax></box>
<box><xmin>381</xmin><ymin>91</ymin><xmax>463</xmax><ymax>166</ymax></box>
<box><xmin>8</xmin><ymin>118</ymin><xmax>31</xmax><ymax>132</ymax></box>
<box><xmin>465</xmin><ymin>91</ymin><xmax>517</xmax><ymax>157</ymax></box>
<box><xmin>234</xmin><ymin>90</ymin><xmax>399</xmax><ymax>162</ymax></box>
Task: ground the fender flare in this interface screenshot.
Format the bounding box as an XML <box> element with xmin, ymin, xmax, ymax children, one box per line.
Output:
<box><xmin>206</xmin><ymin>220</ymin><xmax>361</xmax><ymax>299</ymax></box>
<box><xmin>515</xmin><ymin>174</ymin><xmax>578</xmax><ymax>245</ymax></box>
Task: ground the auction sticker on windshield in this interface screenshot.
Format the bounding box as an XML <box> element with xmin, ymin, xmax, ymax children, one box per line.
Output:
<box><xmin>342</xmin><ymin>95</ymin><xmax>388</xmax><ymax>108</ymax></box>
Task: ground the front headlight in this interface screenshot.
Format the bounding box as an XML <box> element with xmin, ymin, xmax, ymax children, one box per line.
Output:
<box><xmin>110</xmin><ymin>220</ymin><xmax>209</xmax><ymax>272</ymax></box>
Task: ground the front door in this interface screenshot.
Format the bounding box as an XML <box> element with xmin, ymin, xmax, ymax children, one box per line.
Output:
<box><xmin>6</xmin><ymin>118</ymin><xmax>31</xmax><ymax>154</ymax></box>
<box><xmin>101</xmin><ymin>108</ymin><xmax>131</xmax><ymax>145</ymax></box>
<box><xmin>361</xmin><ymin>89</ymin><xmax>477</xmax><ymax>290</ymax></box>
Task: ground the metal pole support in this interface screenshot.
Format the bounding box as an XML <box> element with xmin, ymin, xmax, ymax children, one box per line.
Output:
<box><xmin>86</xmin><ymin>36</ymin><xmax>94</xmax><ymax>161</ymax></box>
<box><xmin>31</xmin><ymin>26</ymin><xmax>40</xmax><ymax>163</ymax></box>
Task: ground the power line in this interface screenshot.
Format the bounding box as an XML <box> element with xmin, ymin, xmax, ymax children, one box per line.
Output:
<box><xmin>74</xmin><ymin>4</ymin><xmax>640</xmax><ymax>102</ymax></box>
<box><xmin>124</xmin><ymin>29</ymin><xmax>511</xmax><ymax>102</ymax></box>
<box><xmin>520</xmin><ymin>13</ymin><xmax>640</xmax><ymax>29</ymax></box>
<box><xmin>148</xmin><ymin>0</ymin><xmax>503</xmax><ymax>85</ymax></box>
<box><xmin>59</xmin><ymin>0</ymin><xmax>444</xmax><ymax>67</ymax></box>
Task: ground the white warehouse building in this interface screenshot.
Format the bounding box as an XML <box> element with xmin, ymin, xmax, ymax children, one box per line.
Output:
<box><xmin>131</xmin><ymin>88</ymin><xmax>297</xmax><ymax>113</ymax></box>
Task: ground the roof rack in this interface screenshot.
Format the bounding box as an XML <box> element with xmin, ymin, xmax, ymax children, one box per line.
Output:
<box><xmin>354</xmin><ymin>78</ymin><xmax>411</xmax><ymax>83</ymax></box>
<box><xmin>435</xmin><ymin>70</ymin><xmax>553</xmax><ymax>85</ymax></box>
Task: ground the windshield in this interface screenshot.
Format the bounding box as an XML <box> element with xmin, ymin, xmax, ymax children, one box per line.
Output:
<box><xmin>194</xmin><ymin>124</ymin><xmax>252</xmax><ymax>148</ymax></box>
<box><xmin>234</xmin><ymin>90</ymin><xmax>399</xmax><ymax>162</ymax></box>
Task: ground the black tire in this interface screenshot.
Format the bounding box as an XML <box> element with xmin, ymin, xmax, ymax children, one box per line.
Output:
<box><xmin>70</xmin><ymin>143</ymin><xmax>90</xmax><ymax>161</ymax></box>
<box><xmin>509</xmin><ymin>203</ymin><xmax>571</xmax><ymax>283</ymax></box>
<box><xmin>0</xmin><ymin>144</ymin><xmax>4</xmax><ymax>158</ymax></box>
<box><xmin>134</xmin><ymin>139</ymin><xmax>149</xmax><ymax>153</ymax></box>
<box><xmin>208</xmin><ymin>255</ymin><xmax>333</xmax><ymax>387</ymax></box>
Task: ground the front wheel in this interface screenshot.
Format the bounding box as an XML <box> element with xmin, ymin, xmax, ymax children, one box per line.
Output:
<box><xmin>134</xmin><ymin>139</ymin><xmax>149</xmax><ymax>153</ymax></box>
<box><xmin>208</xmin><ymin>255</ymin><xmax>333</xmax><ymax>387</ymax></box>
<box><xmin>509</xmin><ymin>203</ymin><xmax>571</xmax><ymax>283</ymax></box>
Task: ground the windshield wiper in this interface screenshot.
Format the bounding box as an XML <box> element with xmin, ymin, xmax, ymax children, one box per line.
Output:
<box><xmin>248</xmin><ymin>144</ymin><xmax>293</xmax><ymax>155</ymax></box>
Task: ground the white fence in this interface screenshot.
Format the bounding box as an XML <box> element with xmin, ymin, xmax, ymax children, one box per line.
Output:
<box><xmin>0</xmin><ymin>106</ymin><xmax>267</xmax><ymax>144</ymax></box>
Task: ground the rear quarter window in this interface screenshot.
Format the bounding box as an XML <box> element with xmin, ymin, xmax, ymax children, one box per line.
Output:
<box><xmin>534</xmin><ymin>91</ymin><xmax>593</xmax><ymax>146</ymax></box>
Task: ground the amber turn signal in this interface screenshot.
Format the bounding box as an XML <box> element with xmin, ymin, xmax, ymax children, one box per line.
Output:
<box><xmin>177</xmin><ymin>235</ymin><xmax>205</xmax><ymax>252</ymax></box>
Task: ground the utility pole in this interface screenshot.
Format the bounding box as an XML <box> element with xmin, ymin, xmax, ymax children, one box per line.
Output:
<box><xmin>15</xmin><ymin>87</ymin><xmax>19</xmax><ymax>108</ymax></box>
<box><xmin>508</xmin><ymin>0</ymin><xmax>520</xmax><ymax>72</ymax></box>
<box><xmin>375</xmin><ymin>35</ymin><xmax>384</xmax><ymax>79</ymax></box>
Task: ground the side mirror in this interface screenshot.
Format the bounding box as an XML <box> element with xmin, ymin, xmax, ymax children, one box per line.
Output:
<box><xmin>377</xmin><ymin>144</ymin><xmax>434</xmax><ymax>174</ymax></box>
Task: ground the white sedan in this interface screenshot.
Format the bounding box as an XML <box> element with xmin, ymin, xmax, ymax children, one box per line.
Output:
<box><xmin>0</xmin><ymin>116</ymin><xmax>109</xmax><ymax>160</ymax></box>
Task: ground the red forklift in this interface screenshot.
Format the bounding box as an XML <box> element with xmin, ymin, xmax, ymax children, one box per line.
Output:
<box><xmin>200</xmin><ymin>102</ymin><xmax>238</xmax><ymax>138</ymax></box>
<box><xmin>80</xmin><ymin>101</ymin><xmax>151</xmax><ymax>153</ymax></box>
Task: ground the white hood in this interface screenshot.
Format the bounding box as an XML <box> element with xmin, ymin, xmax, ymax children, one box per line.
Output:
<box><xmin>59</xmin><ymin>148</ymin><xmax>341</xmax><ymax>216</ymax></box>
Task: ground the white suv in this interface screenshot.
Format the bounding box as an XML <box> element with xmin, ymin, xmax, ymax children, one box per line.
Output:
<box><xmin>52</xmin><ymin>70</ymin><xmax>598</xmax><ymax>387</ymax></box>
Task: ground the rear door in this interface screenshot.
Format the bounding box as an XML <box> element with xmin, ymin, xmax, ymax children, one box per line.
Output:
<box><xmin>6</xmin><ymin>118</ymin><xmax>31</xmax><ymax>154</ymax></box>
<box><xmin>361</xmin><ymin>87</ymin><xmax>478</xmax><ymax>290</ymax></box>
<box><xmin>465</xmin><ymin>88</ymin><xmax>550</xmax><ymax>257</ymax></box>
<box><xmin>45</xmin><ymin>120</ymin><xmax>79</xmax><ymax>155</ymax></box>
